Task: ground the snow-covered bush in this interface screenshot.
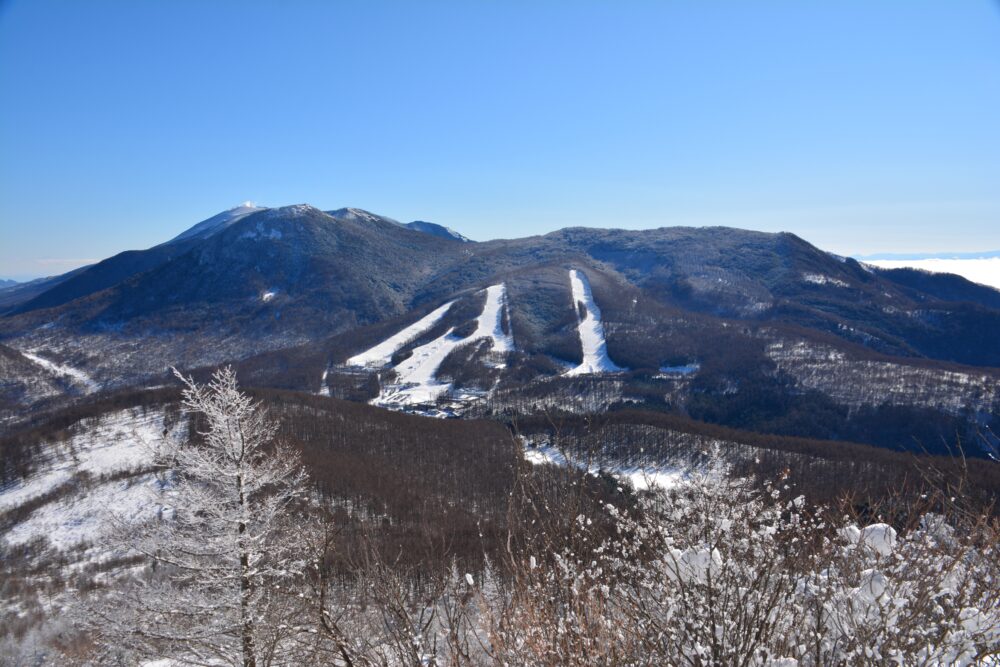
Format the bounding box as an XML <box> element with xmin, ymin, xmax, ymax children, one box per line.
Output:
<box><xmin>478</xmin><ymin>469</ymin><xmax>1000</xmax><ymax>666</ymax></box>
<box><xmin>40</xmin><ymin>388</ymin><xmax>996</xmax><ymax>666</ymax></box>
<box><xmin>299</xmin><ymin>463</ymin><xmax>999</xmax><ymax>667</ymax></box>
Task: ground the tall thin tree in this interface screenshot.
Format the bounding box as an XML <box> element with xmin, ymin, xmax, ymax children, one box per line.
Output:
<box><xmin>94</xmin><ymin>367</ymin><xmax>308</xmax><ymax>666</ymax></box>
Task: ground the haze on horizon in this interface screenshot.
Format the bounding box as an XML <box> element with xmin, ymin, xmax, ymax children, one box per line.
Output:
<box><xmin>1</xmin><ymin>1</ymin><xmax>999</xmax><ymax>281</ymax></box>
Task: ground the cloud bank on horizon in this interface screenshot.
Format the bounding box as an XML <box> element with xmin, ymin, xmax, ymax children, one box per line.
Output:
<box><xmin>865</xmin><ymin>256</ymin><xmax>1000</xmax><ymax>291</ymax></box>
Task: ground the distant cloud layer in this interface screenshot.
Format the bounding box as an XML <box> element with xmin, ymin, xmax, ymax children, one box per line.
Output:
<box><xmin>866</xmin><ymin>258</ymin><xmax>1000</xmax><ymax>290</ymax></box>
<box><xmin>34</xmin><ymin>258</ymin><xmax>99</xmax><ymax>266</ymax></box>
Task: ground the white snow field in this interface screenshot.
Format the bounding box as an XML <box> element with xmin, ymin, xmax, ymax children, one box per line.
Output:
<box><xmin>0</xmin><ymin>408</ymin><xmax>187</xmax><ymax>550</ymax></box>
<box><xmin>21</xmin><ymin>349</ymin><xmax>99</xmax><ymax>393</ymax></box>
<box><xmin>565</xmin><ymin>269</ymin><xmax>624</xmax><ymax>376</ymax></box>
<box><xmin>867</xmin><ymin>257</ymin><xmax>1000</xmax><ymax>290</ymax></box>
<box><xmin>524</xmin><ymin>443</ymin><xmax>685</xmax><ymax>491</ymax></box>
<box><xmin>347</xmin><ymin>300</ymin><xmax>456</xmax><ymax>367</ymax></box>
<box><xmin>658</xmin><ymin>363</ymin><xmax>700</xmax><ymax>376</ymax></box>
<box><xmin>367</xmin><ymin>284</ymin><xmax>514</xmax><ymax>408</ymax></box>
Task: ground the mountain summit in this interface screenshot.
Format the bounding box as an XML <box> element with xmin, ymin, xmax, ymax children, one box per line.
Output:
<box><xmin>169</xmin><ymin>202</ymin><xmax>267</xmax><ymax>243</ymax></box>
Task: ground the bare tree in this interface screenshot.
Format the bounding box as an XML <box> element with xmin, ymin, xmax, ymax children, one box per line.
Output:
<box><xmin>91</xmin><ymin>367</ymin><xmax>308</xmax><ymax>667</ymax></box>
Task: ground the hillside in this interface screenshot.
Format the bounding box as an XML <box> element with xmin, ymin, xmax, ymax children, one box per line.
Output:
<box><xmin>1</xmin><ymin>204</ymin><xmax>999</xmax><ymax>457</ymax></box>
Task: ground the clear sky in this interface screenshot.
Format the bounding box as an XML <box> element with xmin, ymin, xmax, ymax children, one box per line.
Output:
<box><xmin>2</xmin><ymin>1</ymin><xmax>999</xmax><ymax>280</ymax></box>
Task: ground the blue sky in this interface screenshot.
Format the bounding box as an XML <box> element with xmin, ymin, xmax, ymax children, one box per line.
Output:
<box><xmin>2</xmin><ymin>1</ymin><xmax>999</xmax><ymax>280</ymax></box>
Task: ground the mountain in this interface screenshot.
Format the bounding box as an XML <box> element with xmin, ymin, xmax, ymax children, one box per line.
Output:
<box><xmin>1</xmin><ymin>204</ymin><xmax>265</xmax><ymax>316</ymax></box>
<box><xmin>1</xmin><ymin>203</ymin><xmax>999</xmax><ymax>456</ymax></box>
<box><xmin>0</xmin><ymin>279</ymin><xmax>17</xmax><ymax>288</ymax></box>
<box><xmin>325</xmin><ymin>206</ymin><xmax>401</xmax><ymax>226</ymax></box>
<box><xmin>3</xmin><ymin>205</ymin><xmax>469</xmax><ymax>318</ymax></box>
<box><xmin>326</xmin><ymin>208</ymin><xmax>471</xmax><ymax>242</ymax></box>
<box><xmin>167</xmin><ymin>201</ymin><xmax>265</xmax><ymax>242</ymax></box>
<box><xmin>403</xmin><ymin>221</ymin><xmax>471</xmax><ymax>242</ymax></box>
<box><xmin>0</xmin><ymin>267</ymin><xmax>91</xmax><ymax>312</ymax></box>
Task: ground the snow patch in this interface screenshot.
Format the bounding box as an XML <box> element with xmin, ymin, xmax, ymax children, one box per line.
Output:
<box><xmin>524</xmin><ymin>444</ymin><xmax>684</xmax><ymax>491</ymax></box>
<box><xmin>803</xmin><ymin>273</ymin><xmax>850</xmax><ymax>288</ymax></box>
<box><xmin>0</xmin><ymin>409</ymin><xmax>188</xmax><ymax>549</ymax></box>
<box><xmin>239</xmin><ymin>221</ymin><xmax>283</xmax><ymax>241</ymax></box>
<box><xmin>3</xmin><ymin>474</ymin><xmax>165</xmax><ymax>551</ymax></box>
<box><xmin>21</xmin><ymin>349</ymin><xmax>99</xmax><ymax>392</ymax></box>
<box><xmin>261</xmin><ymin>289</ymin><xmax>278</xmax><ymax>302</ymax></box>
<box><xmin>565</xmin><ymin>269</ymin><xmax>624</xmax><ymax>376</ymax></box>
<box><xmin>840</xmin><ymin>522</ymin><xmax>897</xmax><ymax>557</ymax></box>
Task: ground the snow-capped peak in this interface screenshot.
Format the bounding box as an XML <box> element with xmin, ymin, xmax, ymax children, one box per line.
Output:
<box><xmin>404</xmin><ymin>221</ymin><xmax>471</xmax><ymax>242</ymax></box>
<box><xmin>169</xmin><ymin>203</ymin><xmax>267</xmax><ymax>243</ymax></box>
<box><xmin>326</xmin><ymin>207</ymin><xmax>400</xmax><ymax>225</ymax></box>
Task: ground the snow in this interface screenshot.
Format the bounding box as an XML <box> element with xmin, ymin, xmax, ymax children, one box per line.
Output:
<box><xmin>658</xmin><ymin>363</ymin><xmax>700</xmax><ymax>376</ymax></box>
<box><xmin>369</xmin><ymin>284</ymin><xmax>514</xmax><ymax>408</ymax></box>
<box><xmin>565</xmin><ymin>269</ymin><xmax>624</xmax><ymax>376</ymax></box>
<box><xmin>840</xmin><ymin>522</ymin><xmax>897</xmax><ymax>557</ymax></box>
<box><xmin>21</xmin><ymin>349</ymin><xmax>99</xmax><ymax>392</ymax></box>
<box><xmin>867</xmin><ymin>257</ymin><xmax>1000</xmax><ymax>290</ymax></box>
<box><xmin>0</xmin><ymin>408</ymin><xmax>188</xmax><ymax>549</ymax></box>
<box><xmin>374</xmin><ymin>329</ymin><xmax>462</xmax><ymax>406</ymax></box>
<box><xmin>170</xmin><ymin>203</ymin><xmax>265</xmax><ymax>243</ymax></box>
<box><xmin>239</xmin><ymin>221</ymin><xmax>283</xmax><ymax>241</ymax></box>
<box><xmin>3</xmin><ymin>473</ymin><xmax>165</xmax><ymax>551</ymax></box>
<box><xmin>472</xmin><ymin>283</ymin><xmax>514</xmax><ymax>354</ymax></box>
<box><xmin>336</xmin><ymin>207</ymin><xmax>385</xmax><ymax>224</ymax></box>
<box><xmin>802</xmin><ymin>273</ymin><xmax>849</xmax><ymax>288</ymax></box>
<box><xmin>0</xmin><ymin>467</ymin><xmax>73</xmax><ymax>514</ymax></box>
<box><xmin>523</xmin><ymin>444</ymin><xmax>684</xmax><ymax>491</ymax></box>
<box><xmin>347</xmin><ymin>301</ymin><xmax>456</xmax><ymax>367</ymax></box>
<box><xmin>318</xmin><ymin>367</ymin><xmax>330</xmax><ymax>396</ymax></box>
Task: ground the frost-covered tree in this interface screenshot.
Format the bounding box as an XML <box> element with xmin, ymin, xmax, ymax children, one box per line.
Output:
<box><xmin>92</xmin><ymin>367</ymin><xmax>308</xmax><ymax>667</ymax></box>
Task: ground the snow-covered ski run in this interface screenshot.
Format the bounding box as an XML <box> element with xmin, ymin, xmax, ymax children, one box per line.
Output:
<box><xmin>565</xmin><ymin>269</ymin><xmax>624</xmax><ymax>376</ymax></box>
<box><xmin>349</xmin><ymin>284</ymin><xmax>513</xmax><ymax>409</ymax></box>
<box><xmin>346</xmin><ymin>300</ymin><xmax>456</xmax><ymax>367</ymax></box>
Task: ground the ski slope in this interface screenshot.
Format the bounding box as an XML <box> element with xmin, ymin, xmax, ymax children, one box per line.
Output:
<box><xmin>373</xmin><ymin>284</ymin><xmax>513</xmax><ymax>408</ymax></box>
<box><xmin>347</xmin><ymin>301</ymin><xmax>456</xmax><ymax>367</ymax></box>
<box><xmin>565</xmin><ymin>269</ymin><xmax>624</xmax><ymax>376</ymax></box>
<box><xmin>473</xmin><ymin>283</ymin><xmax>514</xmax><ymax>353</ymax></box>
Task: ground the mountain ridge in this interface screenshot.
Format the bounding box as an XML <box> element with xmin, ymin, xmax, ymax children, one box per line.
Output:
<box><xmin>2</xmin><ymin>203</ymin><xmax>999</xmax><ymax>457</ymax></box>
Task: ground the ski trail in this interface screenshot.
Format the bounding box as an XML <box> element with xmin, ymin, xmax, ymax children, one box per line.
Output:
<box><xmin>565</xmin><ymin>269</ymin><xmax>623</xmax><ymax>376</ymax></box>
<box><xmin>347</xmin><ymin>301</ymin><xmax>455</xmax><ymax>367</ymax></box>
<box><xmin>473</xmin><ymin>283</ymin><xmax>514</xmax><ymax>353</ymax></box>
<box><xmin>373</xmin><ymin>283</ymin><xmax>514</xmax><ymax>407</ymax></box>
